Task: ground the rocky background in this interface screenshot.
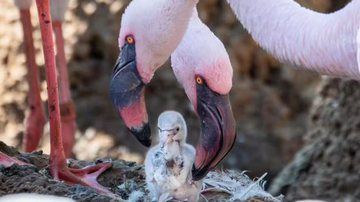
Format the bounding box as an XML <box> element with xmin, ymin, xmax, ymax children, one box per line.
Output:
<box><xmin>0</xmin><ymin>0</ymin><xmax>358</xmax><ymax>201</ymax></box>
<box><xmin>270</xmin><ymin>78</ymin><xmax>360</xmax><ymax>201</ymax></box>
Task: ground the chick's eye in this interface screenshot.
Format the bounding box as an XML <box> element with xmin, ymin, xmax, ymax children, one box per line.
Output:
<box><xmin>176</xmin><ymin>127</ymin><xmax>180</xmax><ymax>132</ymax></box>
<box><xmin>126</xmin><ymin>35</ymin><xmax>134</xmax><ymax>44</ymax></box>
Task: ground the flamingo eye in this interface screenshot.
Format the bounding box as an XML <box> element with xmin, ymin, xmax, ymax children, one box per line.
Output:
<box><xmin>175</xmin><ymin>127</ymin><xmax>180</xmax><ymax>132</ymax></box>
<box><xmin>126</xmin><ymin>35</ymin><xmax>134</xmax><ymax>44</ymax></box>
<box><xmin>196</xmin><ymin>76</ymin><xmax>203</xmax><ymax>85</ymax></box>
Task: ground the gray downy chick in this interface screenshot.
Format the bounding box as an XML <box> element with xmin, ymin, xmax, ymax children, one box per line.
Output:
<box><xmin>145</xmin><ymin>111</ymin><xmax>202</xmax><ymax>201</ymax></box>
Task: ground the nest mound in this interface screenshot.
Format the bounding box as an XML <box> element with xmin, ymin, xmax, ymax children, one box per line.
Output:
<box><xmin>0</xmin><ymin>142</ymin><xmax>281</xmax><ymax>202</ymax></box>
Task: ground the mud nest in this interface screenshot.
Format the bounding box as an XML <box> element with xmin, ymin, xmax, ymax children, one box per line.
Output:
<box><xmin>0</xmin><ymin>142</ymin><xmax>283</xmax><ymax>202</ymax></box>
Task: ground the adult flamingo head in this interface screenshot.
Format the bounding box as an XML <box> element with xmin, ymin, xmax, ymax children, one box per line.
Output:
<box><xmin>171</xmin><ymin>11</ymin><xmax>236</xmax><ymax>180</ymax></box>
<box><xmin>110</xmin><ymin>0</ymin><xmax>198</xmax><ymax>147</ymax></box>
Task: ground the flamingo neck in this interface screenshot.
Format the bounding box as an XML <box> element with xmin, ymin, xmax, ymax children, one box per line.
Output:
<box><xmin>357</xmin><ymin>29</ymin><xmax>360</xmax><ymax>71</ymax></box>
<box><xmin>228</xmin><ymin>0</ymin><xmax>360</xmax><ymax>79</ymax></box>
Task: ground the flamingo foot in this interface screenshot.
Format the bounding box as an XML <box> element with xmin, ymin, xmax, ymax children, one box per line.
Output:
<box><xmin>0</xmin><ymin>151</ymin><xmax>29</xmax><ymax>167</ymax></box>
<box><xmin>23</xmin><ymin>108</ymin><xmax>46</xmax><ymax>152</ymax></box>
<box><xmin>60</xmin><ymin>101</ymin><xmax>76</xmax><ymax>157</ymax></box>
<box><xmin>53</xmin><ymin>162</ymin><xmax>115</xmax><ymax>197</ymax></box>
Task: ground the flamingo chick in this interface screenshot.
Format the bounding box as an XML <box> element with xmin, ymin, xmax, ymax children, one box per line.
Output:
<box><xmin>145</xmin><ymin>111</ymin><xmax>201</xmax><ymax>202</ymax></box>
<box><xmin>227</xmin><ymin>0</ymin><xmax>360</xmax><ymax>78</ymax></box>
<box><xmin>171</xmin><ymin>9</ymin><xmax>236</xmax><ymax>180</ymax></box>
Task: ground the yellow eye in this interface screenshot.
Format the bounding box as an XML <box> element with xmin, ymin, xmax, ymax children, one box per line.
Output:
<box><xmin>126</xmin><ymin>35</ymin><xmax>134</xmax><ymax>44</ymax></box>
<box><xmin>196</xmin><ymin>76</ymin><xmax>203</xmax><ymax>85</ymax></box>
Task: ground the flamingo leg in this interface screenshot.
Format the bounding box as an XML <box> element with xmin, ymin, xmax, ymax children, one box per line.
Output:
<box><xmin>35</xmin><ymin>0</ymin><xmax>114</xmax><ymax>196</ymax></box>
<box><xmin>19</xmin><ymin>8</ymin><xmax>46</xmax><ymax>152</ymax></box>
<box><xmin>53</xmin><ymin>21</ymin><xmax>76</xmax><ymax>158</ymax></box>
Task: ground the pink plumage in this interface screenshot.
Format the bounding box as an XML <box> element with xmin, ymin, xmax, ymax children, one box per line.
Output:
<box><xmin>171</xmin><ymin>10</ymin><xmax>233</xmax><ymax>107</ymax></box>
<box><xmin>119</xmin><ymin>0</ymin><xmax>198</xmax><ymax>83</ymax></box>
<box><xmin>228</xmin><ymin>0</ymin><xmax>360</xmax><ymax>79</ymax></box>
<box><xmin>357</xmin><ymin>28</ymin><xmax>360</xmax><ymax>72</ymax></box>
<box><xmin>13</xmin><ymin>0</ymin><xmax>32</xmax><ymax>10</ymax></box>
<box><xmin>50</xmin><ymin>0</ymin><xmax>69</xmax><ymax>21</ymax></box>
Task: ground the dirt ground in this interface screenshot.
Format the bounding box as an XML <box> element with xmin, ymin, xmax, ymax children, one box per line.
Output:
<box><xmin>0</xmin><ymin>0</ymin><xmax>357</xmax><ymax>201</ymax></box>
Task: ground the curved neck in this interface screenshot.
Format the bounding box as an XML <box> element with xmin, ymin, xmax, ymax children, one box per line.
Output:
<box><xmin>356</xmin><ymin>29</ymin><xmax>360</xmax><ymax>71</ymax></box>
<box><xmin>228</xmin><ymin>0</ymin><xmax>360</xmax><ymax>78</ymax></box>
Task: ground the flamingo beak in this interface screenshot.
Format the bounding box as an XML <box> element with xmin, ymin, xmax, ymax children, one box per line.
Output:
<box><xmin>109</xmin><ymin>42</ymin><xmax>151</xmax><ymax>147</ymax></box>
<box><xmin>192</xmin><ymin>82</ymin><xmax>237</xmax><ymax>180</ymax></box>
<box><xmin>159</xmin><ymin>128</ymin><xmax>178</xmax><ymax>144</ymax></box>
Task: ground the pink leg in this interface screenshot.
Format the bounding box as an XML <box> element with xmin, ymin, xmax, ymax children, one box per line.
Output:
<box><xmin>53</xmin><ymin>21</ymin><xmax>76</xmax><ymax>158</ymax></box>
<box><xmin>0</xmin><ymin>151</ymin><xmax>28</xmax><ymax>167</ymax></box>
<box><xmin>19</xmin><ymin>9</ymin><xmax>46</xmax><ymax>152</ymax></box>
<box><xmin>35</xmin><ymin>0</ymin><xmax>114</xmax><ymax>196</ymax></box>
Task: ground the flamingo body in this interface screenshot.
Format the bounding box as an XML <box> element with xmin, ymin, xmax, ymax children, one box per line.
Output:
<box><xmin>0</xmin><ymin>193</ymin><xmax>75</xmax><ymax>202</ymax></box>
<box><xmin>50</xmin><ymin>0</ymin><xmax>69</xmax><ymax>21</ymax></box>
<box><xmin>14</xmin><ymin>0</ymin><xmax>32</xmax><ymax>9</ymax></box>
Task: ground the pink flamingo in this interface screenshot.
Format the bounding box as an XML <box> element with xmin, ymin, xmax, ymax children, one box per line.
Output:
<box><xmin>171</xmin><ymin>10</ymin><xmax>236</xmax><ymax>180</ymax></box>
<box><xmin>5</xmin><ymin>0</ymin><xmax>113</xmax><ymax>195</ymax></box>
<box><xmin>227</xmin><ymin>0</ymin><xmax>360</xmax><ymax>78</ymax></box>
<box><xmin>111</xmin><ymin>0</ymin><xmax>235</xmax><ymax>180</ymax></box>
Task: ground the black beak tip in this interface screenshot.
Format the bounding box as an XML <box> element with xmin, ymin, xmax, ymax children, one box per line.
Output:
<box><xmin>191</xmin><ymin>165</ymin><xmax>208</xmax><ymax>181</ymax></box>
<box><xmin>130</xmin><ymin>123</ymin><xmax>152</xmax><ymax>147</ymax></box>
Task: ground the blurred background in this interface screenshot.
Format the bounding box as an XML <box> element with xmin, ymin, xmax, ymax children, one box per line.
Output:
<box><xmin>0</xmin><ymin>0</ymin><xmax>355</xmax><ymax>200</ymax></box>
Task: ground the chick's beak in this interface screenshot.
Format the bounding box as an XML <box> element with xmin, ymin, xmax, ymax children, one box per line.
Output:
<box><xmin>109</xmin><ymin>40</ymin><xmax>151</xmax><ymax>147</ymax></box>
<box><xmin>159</xmin><ymin>128</ymin><xmax>177</xmax><ymax>144</ymax></box>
